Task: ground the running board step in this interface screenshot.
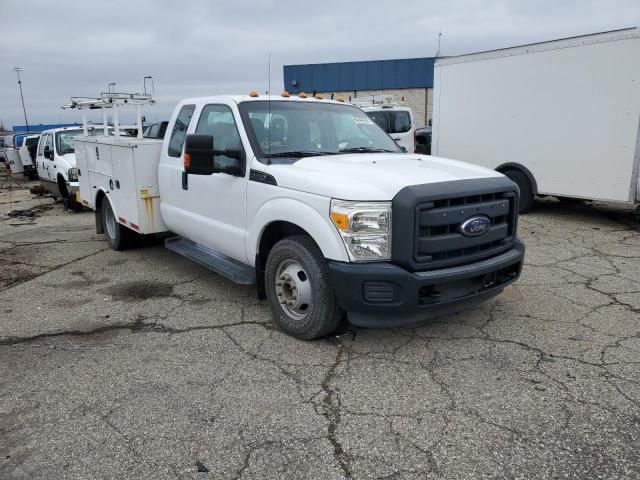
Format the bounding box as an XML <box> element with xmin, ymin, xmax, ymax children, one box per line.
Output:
<box><xmin>165</xmin><ymin>236</ymin><xmax>255</xmax><ymax>285</ymax></box>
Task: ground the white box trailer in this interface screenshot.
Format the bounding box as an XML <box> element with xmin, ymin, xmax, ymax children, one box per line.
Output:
<box><xmin>432</xmin><ymin>27</ymin><xmax>640</xmax><ymax>212</ymax></box>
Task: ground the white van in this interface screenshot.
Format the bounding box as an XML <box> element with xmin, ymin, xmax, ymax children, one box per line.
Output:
<box><xmin>353</xmin><ymin>96</ymin><xmax>415</xmax><ymax>153</ymax></box>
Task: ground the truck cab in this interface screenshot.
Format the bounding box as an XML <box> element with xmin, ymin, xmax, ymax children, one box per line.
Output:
<box><xmin>76</xmin><ymin>91</ymin><xmax>525</xmax><ymax>340</ymax></box>
<box><xmin>36</xmin><ymin>126</ymin><xmax>110</xmax><ymax>204</ymax></box>
<box><xmin>36</xmin><ymin>127</ymin><xmax>83</xmax><ymax>200</ymax></box>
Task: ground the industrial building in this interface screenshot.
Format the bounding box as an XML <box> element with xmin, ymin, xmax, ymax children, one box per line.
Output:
<box><xmin>283</xmin><ymin>57</ymin><xmax>435</xmax><ymax>126</ymax></box>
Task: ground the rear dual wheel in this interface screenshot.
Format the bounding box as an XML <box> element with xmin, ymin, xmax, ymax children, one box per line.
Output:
<box><xmin>101</xmin><ymin>197</ymin><xmax>137</xmax><ymax>250</ymax></box>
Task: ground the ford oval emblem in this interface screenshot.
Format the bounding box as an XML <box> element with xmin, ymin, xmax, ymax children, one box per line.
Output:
<box><xmin>459</xmin><ymin>215</ymin><xmax>491</xmax><ymax>237</ymax></box>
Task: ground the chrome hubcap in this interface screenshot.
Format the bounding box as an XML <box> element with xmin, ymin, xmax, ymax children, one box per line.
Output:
<box><xmin>275</xmin><ymin>259</ymin><xmax>312</xmax><ymax>320</ymax></box>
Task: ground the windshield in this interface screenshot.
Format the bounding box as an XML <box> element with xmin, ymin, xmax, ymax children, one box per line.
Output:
<box><xmin>55</xmin><ymin>128</ymin><xmax>106</xmax><ymax>155</ymax></box>
<box><xmin>367</xmin><ymin>110</ymin><xmax>412</xmax><ymax>134</ymax></box>
<box><xmin>238</xmin><ymin>101</ymin><xmax>401</xmax><ymax>162</ymax></box>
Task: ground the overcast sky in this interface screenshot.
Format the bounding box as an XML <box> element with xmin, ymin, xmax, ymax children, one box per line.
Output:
<box><xmin>1</xmin><ymin>0</ymin><xmax>638</xmax><ymax>128</ymax></box>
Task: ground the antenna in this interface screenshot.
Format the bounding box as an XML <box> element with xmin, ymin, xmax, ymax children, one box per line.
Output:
<box><xmin>267</xmin><ymin>53</ymin><xmax>271</xmax><ymax>164</ymax></box>
<box><xmin>435</xmin><ymin>31</ymin><xmax>443</xmax><ymax>57</ymax></box>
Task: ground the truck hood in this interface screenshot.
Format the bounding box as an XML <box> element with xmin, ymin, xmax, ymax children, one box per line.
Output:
<box><xmin>266</xmin><ymin>153</ymin><xmax>503</xmax><ymax>200</ymax></box>
<box><xmin>57</xmin><ymin>153</ymin><xmax>77</xmax><ymax>169</ymax></box>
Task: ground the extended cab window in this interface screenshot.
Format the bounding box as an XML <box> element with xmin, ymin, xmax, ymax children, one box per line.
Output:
<box><xmin>195</xmin><ymin>104</ymin><xmax>243</xmax><ymax>169</ymax></box>
<box><xmin>168</xmin><ymin>104</ymin><xmax>195</xmax><ymax>157</ymax></box>
<box><xmin>44</xmin><ymin>134</ymin><xmax>54</xmax><ymax>159</ymax></box>
<box><xmin>37</xmin><ymin>135</ymin><xmax>47</xmax><ymax>155</ymax></box>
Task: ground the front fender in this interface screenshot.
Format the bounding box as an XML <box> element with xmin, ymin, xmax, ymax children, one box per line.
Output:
<box><xmin>246</xmin><ymin>198</ymin><xmax>349</xmax><ymax>264</ymax></box>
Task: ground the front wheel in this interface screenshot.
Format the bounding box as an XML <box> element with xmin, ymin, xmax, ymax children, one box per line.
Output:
<box><xmin>265</xmin><ymin>235</ymin><xmax>343</xmax><ymax>340</ymax></box>
<box><xmin>101</xmin><ymin>197</ymin><xmax>136</xmax><ymax>250</ymax></box>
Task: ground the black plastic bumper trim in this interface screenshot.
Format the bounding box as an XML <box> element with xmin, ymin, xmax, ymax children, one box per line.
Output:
<box><xmin>328</xmin><ymin>240</ymin><xmax>525</xmax><ymax>327</ymax></box>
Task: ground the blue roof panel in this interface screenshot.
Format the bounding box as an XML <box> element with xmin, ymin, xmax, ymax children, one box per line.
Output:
<box><xmin>12</xmin><ymin>123</ymin><xmax>79</xmax><ymax>133</ymax></box>
<box><xmin>283</xmin><ymin>57</ymin><xmax>434</xmax><ymax>93</ymax></box>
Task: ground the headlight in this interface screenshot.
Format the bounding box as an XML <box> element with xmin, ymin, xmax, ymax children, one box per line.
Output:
<box><xmin>330</xmin><ymin>200</ymin><xmax>391</xmax><ymax>261</ymax></box>
<box><xmin>68</xmin><ymin>167</ymin><xmax>79</xmax><ymax>182</ymax></box>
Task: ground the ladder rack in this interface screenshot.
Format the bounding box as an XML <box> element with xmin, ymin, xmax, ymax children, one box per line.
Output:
<box><xmin>61</xmin><ymin>85</ymin><xmax>155</xmax><ymax>139</ymax></box>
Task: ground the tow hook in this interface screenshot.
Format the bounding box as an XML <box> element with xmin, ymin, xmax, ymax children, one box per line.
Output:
<box><xmin>482</xmin><ymin>273</ymin><xmax>497</xmax><ymax>289</ymax></box>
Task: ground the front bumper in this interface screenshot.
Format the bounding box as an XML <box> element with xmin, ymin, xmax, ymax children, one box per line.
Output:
<box><xmin>67</xmin><ymin>181</ymin><xmax>80</xmax><ymax>195</ymax></box>
<box><xmin>328</xmin><ymin>240</ymin><xmax>525</xmax><ymax>327</ymax></box>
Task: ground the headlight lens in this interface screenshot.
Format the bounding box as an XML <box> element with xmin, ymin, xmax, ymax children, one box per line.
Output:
<box><xmin>330</xmin><ymin>200</ymin><xmax>391</xmax><ymax>261</ymax></box>
<box><xmin>68</xmin><ymin>167</ymin><xmax>79</xmax><ymax>182</ymax></box>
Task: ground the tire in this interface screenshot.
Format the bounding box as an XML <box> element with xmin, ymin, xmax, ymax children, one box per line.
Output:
<box><xmin>57</xmin><ymin>175</ymin><xmax>69</xmax><ymax>199</ymax></box>
<box><xmin>265</xmin><ymin>235</ymin><xmax>343</xmax><ymax>340</ymax></box>
<box><xmin>101</xmin><ymin>197</ymin><xmax>135</xmax><ymax>251</ymax></box>
<box><xmin>503</xmin><ymin>169</ymin><xmax>534</xmax><ymax>213</ymax></box>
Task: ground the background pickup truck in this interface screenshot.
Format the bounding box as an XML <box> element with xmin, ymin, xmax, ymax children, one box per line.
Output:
<box><xmin>74</xmin><ymin>91</ymin><xmax>525</xmax><ymax>340</ymax></box>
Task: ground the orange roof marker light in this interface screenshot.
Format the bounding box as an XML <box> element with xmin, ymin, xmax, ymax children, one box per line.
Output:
<box><xmin>314</xmin><ymin>93</ymin><xmax>323</xmax><ymax>99</ymax></box>
<box><xmin>298</xmin><ymin>92</ymin><xmax>307</xmax><ymax>98</ymax></box>
<box><xmin>249</xmin><ymin>90</ymin><xmax>259</xmax><ymax>97</ymax></box>
<box><xmin>281</xmin><ymin>91</ymin><xmax>290</xmax><ymax>97</ymax></box>
<box><xmin>336</xmin><ymin>96</ymin><xmax>345</xmax><ymax>102</ymax></box>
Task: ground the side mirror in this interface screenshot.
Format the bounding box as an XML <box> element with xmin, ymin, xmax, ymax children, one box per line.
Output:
<box><xmin>43</xmin><ymin>146</ymin><xmax>52</xmax><ymax>159</ymax></box>
<box><xmin>184</xmin><ymin>134</ymin><xmax>245</xmax><ymax>177</ymax></box>
<box><xmin>184</xmin><ymin>134</ymin><xmax>215</xmax><ymax>175</ymax></box>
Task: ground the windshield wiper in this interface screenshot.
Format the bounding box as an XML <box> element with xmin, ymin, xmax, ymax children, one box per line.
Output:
<box><xmin>264</xmin><ymin>150</ymin><xmax>337</xmax><ymax>158</ymax></box>
<box><xmin>339</xmin><ymin>147</ymin><xmax>395</xmax><ymax>153</ymax></box>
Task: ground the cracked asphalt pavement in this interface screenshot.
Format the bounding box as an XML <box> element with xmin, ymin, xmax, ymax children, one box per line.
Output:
<box><xmin>1</xmin><ymin>178</ymin><xmax>639</xmax><ymax>479</ymax></box>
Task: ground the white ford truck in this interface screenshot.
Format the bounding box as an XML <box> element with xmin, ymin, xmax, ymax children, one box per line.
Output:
<box><xmin>73</xmin><ymin>91</ymin><xmax>525</xmax><ymax>339</ymax></box>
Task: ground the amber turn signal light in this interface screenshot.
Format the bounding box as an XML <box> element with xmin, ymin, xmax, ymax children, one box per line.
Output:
<box><xmin>330</xmin><ymin>212</ymin><xmax>349</xmax><ymax>231</ymax></box>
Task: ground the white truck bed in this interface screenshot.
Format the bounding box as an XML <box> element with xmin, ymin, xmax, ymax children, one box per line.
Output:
<box><xmin>432</xmin><ymin>27</ymin><xmax>640</xmax><ymax>204</ymax></box>
<box><xmin>75</xmin><ymin>135</ymin><xmax>168</xmax><ymax>234</ymax></box>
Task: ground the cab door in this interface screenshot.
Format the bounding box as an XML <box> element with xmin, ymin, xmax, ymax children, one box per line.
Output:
<box><xmin>158</xmin><ymin>102</ymin><xmax>250</xmax><ymax>263</ymax></box>
<box><xmin>36</xmin><ymin>133</ymin><xmax>54</xmax><ymax>182</ymax></box>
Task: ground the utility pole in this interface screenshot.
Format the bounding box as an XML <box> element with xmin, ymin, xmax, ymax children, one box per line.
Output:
<box><xmin>13</xmin><ymin>67</ymin><xmax>30</xmax><ymax>132</ymax></box>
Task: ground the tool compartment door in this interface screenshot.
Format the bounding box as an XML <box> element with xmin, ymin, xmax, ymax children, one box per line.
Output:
<box><xmin>109</xmin><ymin>142</ymin><xmax>140</xmax><ymax>231</ymax></box>
<box><xmin>132</xmin><ymin>141</ymin><xmax>167</xmax><ymax>234</ymax></box>
<box><xmin>74</xmin><ymin>138</ymin><xmax>93</xmax><ymax>207</ymax></box>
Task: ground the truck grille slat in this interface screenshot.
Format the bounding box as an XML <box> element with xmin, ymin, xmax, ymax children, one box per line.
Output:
<box><xmin>414</xmin><ymin>191</ymin><xmax>517</xmax><ymax>270</ymax></box>
<box><xmin>391</xmin><ymin>177</ymin><xmax>519</xmax><ymax>272</ymax></box>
